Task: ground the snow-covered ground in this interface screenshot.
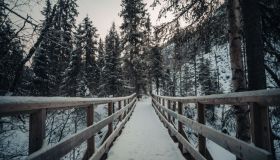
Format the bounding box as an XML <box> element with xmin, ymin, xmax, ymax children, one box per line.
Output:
<box><xmin>107</xmin><ymin>97</ymin><xmax>185</xmax><ymax>160</ymax></box>
<box><xmin>207</xmin><ymin>140</ymin><xmax>235</xmax><ymax>160</ymax></box>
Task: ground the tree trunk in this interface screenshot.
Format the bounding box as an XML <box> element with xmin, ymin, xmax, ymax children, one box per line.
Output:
<box><xmin>156</xmin><ymin>79</ymin><xmax>159</xmax><ymax>95</ymax></box>
<box><xmin>8</xmin><ymin>7</ymin><xmax>55</xmax><ymax>94</ymax></box>
<box><xmin>227</xmin><ymin>0</ymin><xmax>251</xmax><ymax>151</ymax></box>
<box><xmin>214</xmin><ymin>47</ymin><xmax>220</xmax><ymax>91</ymax></box>
<box><xmin>194</xmin><ymin>55</ymin><xmax>197</xmax><ymax>96</ymax></box>
<box><xmin>241</xmin><ymin>0</ymin><xmax>273</xmax><ymax>154</ymax></box>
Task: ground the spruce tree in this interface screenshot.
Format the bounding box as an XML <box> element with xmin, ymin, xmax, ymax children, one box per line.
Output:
<box><xmin>150</xmin><ymin>45</ymin><xmax>163</xmax><ymax>95</ymax></box>
<box><xmin>198</xmin><ymin>56</ymin><xmax>218</xmax><ymax>126</ymax></box>
<box><xmin>31</xmin><ymin>0</ymin><xmax>52</xmax><ymax>96</ymax></box>
<box><xmin>97</xmin><ymin>38</ymin><xmax>105</xmax><ymax>73</ymax></box>
<box><xmin>49</xmin><ymin>0</ymin><xmax>78</xmax><ymax>95</ymax></box>
<box><xmin>97</xmin><ymin>38</ymin><xmax>105</xmax><ymax>93</ymax></box>
<box><xmin>120</xmin><ymin>0</ymin><xmax>148</xmax><ymax>95</ymax></box>
<box><xmin>101</xmin><ymin>23</ymin><xmax>123</xmax><ymax>97</ymax></box>
<box><xmin>60</xmin><ymin>48</ymin><xmax>82</xmax><ymax>96</ymax></box>
<box><xmin>82</xmin><ymin>16</ymin><xmax>99</xmax><ymax>96</ymax></box>
<box><xmin>60</xmin><ymin>16</ymin><xmax>98</xmax><ymax>97</ymax></box>
<box><xmin>0</xmin><ymin>0</ymin><xmax>23</xmax><ymax>95</ymax></box>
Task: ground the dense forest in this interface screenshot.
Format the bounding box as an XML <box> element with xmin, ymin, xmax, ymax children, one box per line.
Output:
<box><xmin>0</xmin><ymin>0</ymin><xmax>280</xmax><ymax>159</ymax></box>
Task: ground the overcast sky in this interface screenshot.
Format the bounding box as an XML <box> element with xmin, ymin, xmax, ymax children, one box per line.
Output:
<box><xmin>12</xmin><ymin>0</ymin><xmax>172</xmax><ymax>40</ymax></box>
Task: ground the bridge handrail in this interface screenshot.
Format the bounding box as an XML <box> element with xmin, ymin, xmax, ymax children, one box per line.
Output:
<box><xmin>89</xmin><ymin>102</ymin><xmax>136</xmax><ymax>160</ymax></box>
<box><xmin>0</xmin><ymin>93</ymin><xmax>136</xmax><ymax>114</ymax></box>
<box><xmin>152</xmin><ymin>89</ymin><xmax>280</xmax><ymax>160</ymax></box>
<box><xmin>29</xmin><ymin>97</ymin><xmax>136</xmax><ymax>160</ymax></box>
<box><xmin>152</xmin><ymin>100</ymin><xmax>206</xmax><ymax>160</ymax></box>
<box><xmin>154</xmin><ymin>89</ymin><xmax>280</xmax><ymax>105</ymax></box>
<box><xmin>0</xmin><ymin>93</ymin><xmax>137</xmax><ymax>160</ymax></box>
<box><xmin>152</xmin><ymin>98</ymin><xmax>271</xmax><ymax>160</ymax></box>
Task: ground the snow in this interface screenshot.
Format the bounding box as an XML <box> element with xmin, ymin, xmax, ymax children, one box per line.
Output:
<box><xmin>107</xmin><ymin>97</ymin><xmax>185</xmax><ymax>160</ymax></box>
<box><xmin>0</xmin><ymin>94</ymin><xmax>135</xmax><ymax>106</ymax></box>
<box><xmin>207</xmin><ymin>140</ymin><xmax>235</xmax><ymax>160</ymax></box>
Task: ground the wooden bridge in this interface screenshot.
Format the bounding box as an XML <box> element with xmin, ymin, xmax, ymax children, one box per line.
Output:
<box><xmin>0</xmin><ymin>89</ymin><xmax>280</xmax><ymax>160</ymax></box>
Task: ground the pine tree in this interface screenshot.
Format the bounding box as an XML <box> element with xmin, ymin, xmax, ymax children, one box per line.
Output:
<box><xmin>31</xmin><ymin>0</ymin><xmax>52</xmax><ymax>96</ymax></box>
<box><xmin>97</xmin><ymin>38</ymin><xmax>105</xmax><ymax>94</ymax></box>
<box><xmin>162</xmin><ymin>69</ymin><xmax>173</xmax><ymax>96</ymax></box>
<box><xmin>82</xmin><ymin>16</ymin><xmax>99</xmax><ymax>96</ymax></box>
<box><xmin>198</xmin><ymin>56</ymin><xmax>218</xmax><ymax>126</ymax></box>
<box><xmin>0</xmin><ymin>0</ymin><xmax>23</xmax><ymax>95</ymax></box>
<box><xmin>182</xmin><ymin>64</ymin><xmax>194</xmax><ymax>96</ymax></box>
<box><xmin>150</xmin><ymin>45</ymin><xmax>163</xmax><ymax>95</ymax></box>
<box><xmin>101</xmin><ymin>23</ymin><xmax>123</xmax><ymax>97</ymax></box>
<box><xmin>198</xmin><ymin>57</ymin><xmax>216</xmax><ymax>95</ymax></box>
<box><xmin>60</xmin><ymin>16</ymin><xmax>97</xmax><ymax>97</ymax></box>
<box><xmin>97</xmin><ymin>38</ymin><xmax>105</xmax><ymax>73</ymax></box>
<box><xmin>120</xmin><ymin>0</ymin><xmax>148</xmax><ymax>95</ymax></box>
<box><xmin>145</xmin><ymin>16</ymin><xmax>153</xmax><ymax>94</ymax></box>
<box><xmin>60</xmin><ymin>48</ymin><xmax>82</xmax><ymax>96</ymax></box>
<box><xmin>49</xmin><ymin>0</ymin><xmax>78</xmax><ymax>95</ymax></box>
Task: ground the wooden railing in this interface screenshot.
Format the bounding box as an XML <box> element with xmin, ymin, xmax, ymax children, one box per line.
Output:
<box><xmin>0</xmin><ymin>93</ymin><xmax>137</xmax><ymax>160</ymax></box>
<box><xmin>152</xmin><ymin>89</ymin><xmax>280</xmax><ymax>160</ymax></box>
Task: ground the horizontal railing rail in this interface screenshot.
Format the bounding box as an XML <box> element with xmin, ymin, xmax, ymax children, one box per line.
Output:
<box><xmin>152</xmin><ymin>89</ymin><xmax>280</xmax><ymax>160</ymax></box>
<box><xmin>155</xmin><ymin>89</ymin><xmax>280</xmax><ymax>105</ymax></box>
<box><xmin>0</xmin><ymin>93</ymin><xmax>137</xmax><ymax>160</ymax></box>
<box><xmin>89</xmin><ymin>102</ymin><xmax>136</xmax><ymax>160</ymax></box>
<box><xmin>152</xmin><ymin>101</ymin><xmax>206</xmax><ymax>160</ymax></box>
<box><xmin>0</xmin><ymin>94</ymin><xmax>136</xmax><ymax>114</ymax></box>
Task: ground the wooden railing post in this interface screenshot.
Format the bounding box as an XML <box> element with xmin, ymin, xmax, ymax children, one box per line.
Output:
<box><xmin>162</xmin><ymin>99</ymin><xmax>167</xmax><ymax>119</ymax></box>
<box><xmin>172</xmin><ymin>101</ymin><xmax>176</xmax><ymax>123</ymax></box>
<box><xmin>29</xmin><ymin>109</ymin><xmax>46</xmax><ymax>154</ymax></box>
<box><xmin>118</xmin><ymin>101</ymin><xmax>122</xmax><ymax>121</ymax></box>
<box><xmin>250</xmin><ymin>103</ymin><xmax>271</xmax><ymax>151</ymax></box>
<box><xmin>197</xmin><ymin>103</ymin><xmax>206</xmax><ymax>156</ymax></box>
<box><xmin>127</xmin><ymin>99</ymin><xmax>130</xmax><ymax>112</ymax></box>
<box><xmin>158</xmin><ymin>97</ymin><xmax>160</xmax><ymax>111</ymax></box>
<box><xmin>161</xmin><ymin>98</ymin><xmax>164</xmax><ymax>114</ymax></box>
<box><xmin>123</xmin><ymin>100</ymin><xmax>127</xmax><ymax>119</ymax></box>
<box><xmin>167</xmin><ymin>100</ymin><xmax>171</xmax><ymax>122</ymax></box>
<box><xmin>83</xmin><ymin>105</ymin><xmax>95</xmax><ymax>159</ymax></box>
<box><xmin>178</xmin><ymin>101</ymin><xmax>183</xmax><ymax>151</ymax></box>
<box><xmin>108</xmin><ymin>102</ymin><xmax>113</xmax><ymax>134</ymax></box>
<box><xmin>112</xmin><ymin>102</ymin><xmax>115</xmax><ymax>114</ymax></box>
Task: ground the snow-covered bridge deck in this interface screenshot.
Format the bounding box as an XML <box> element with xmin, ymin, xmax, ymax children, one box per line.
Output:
<box><xmin>0</xmin><ymin>89</ymin><xmax>279</xmax><ymax>160</ymax></box>
<box><xmin>107</xmin><ymin>97</ymin><xmax>185</xmax><ymax>160</ymax></box>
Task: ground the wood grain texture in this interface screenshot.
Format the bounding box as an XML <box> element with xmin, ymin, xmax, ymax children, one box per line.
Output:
<box><xmin>0</xmin><ymin>94</ymin><xmax>136</xmax><ymax>114</ymax></box>
<box><xmin>152</xmin><ymin>98</ymin><xmax>272</xmax><ymax>160</ymax></box>
<box><xmin>28</xmin><ymin>98</ymin><xmax>136</xmax><ymax>160</ymax></box>
<box><xmin>153</xmin><ymin>89</ymin><xmax>280</xmax><ymax>105</ymax></box>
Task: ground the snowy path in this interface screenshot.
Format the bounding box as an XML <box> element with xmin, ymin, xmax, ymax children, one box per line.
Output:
<box><xmin>107</xmin><ymin>97</ymin><xmax>185</xmax><ymax>160</ymax></box>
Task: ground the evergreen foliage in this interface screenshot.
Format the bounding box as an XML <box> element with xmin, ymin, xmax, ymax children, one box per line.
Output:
<box><xmin>0</xmin><ymin>0</ymin><xmax>24</xmax><ymax>95</ymax></box>
<box><xmin>120</xmin><ymin>0</ymin><xmax>148</xmax><ymax>95</ymax></box>
<box><xmin>100</xmin><ymin>23</ymin><xmax>123</xmax><ymax>97</ymax></box>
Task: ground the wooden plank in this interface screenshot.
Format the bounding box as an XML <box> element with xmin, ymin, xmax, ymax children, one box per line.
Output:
<box><xmin>153</xmin><ymin>89</ymin><xmax>280</xmax><ymax>105</ymax></box>
<box><xmin>197</xmin><ymin>103</ymin><xmax>206</xmax><ymax>156</ymax></box>
<box><xmin>90</xmin><ymin>102</ymin><xmax>136</xmax><ymax>160</ymax></box>
<box><xmin>83</xmin><ymin>105</ymin><xmax>95</xmax><ymax>160</ymax></box>
<box><xmin>0</xmin><ymin>93</ymin><xmax>136</xmax><ymax>114</ymax></box>
<box><xmin>28</xmin><ymin>98</ymin><xmax>136</xmax><ymax>160</ymax></box>
<box><xmin>250</xmin><ymin>103</ymin><xmax>271</xmax><ymax>151</ymax></box>
<box><xmin>29</xmin><ymin>109</ymin><xmax>46</xmax><ymax>154</ymax></box>
<box><xmin>152</xmin><ymin>98</ymin><xmax>272</xmax><ymax>160</ymax></box>
<box><xmin>153</xmin><ymin>103</ymin><xmax>206</xmax><ymax>160</ymax></box>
